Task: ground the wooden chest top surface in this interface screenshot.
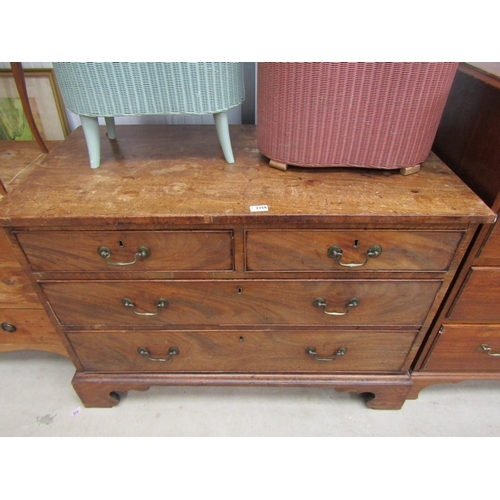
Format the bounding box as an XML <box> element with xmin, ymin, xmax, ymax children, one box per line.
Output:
<box><xmin>0</xmin><ymin>125</ymin><xmax>494</xmax><ymax>227</ymax></box>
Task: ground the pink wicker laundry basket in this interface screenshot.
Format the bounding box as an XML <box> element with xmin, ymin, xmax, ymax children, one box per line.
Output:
<box><xmin>257</xmin><ymin>62</ymin><xmax>458</xmax><ymax>172</ymax></box>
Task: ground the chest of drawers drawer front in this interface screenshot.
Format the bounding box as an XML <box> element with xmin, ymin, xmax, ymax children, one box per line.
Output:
<box><xmin>246</xmin><ymin>230</ymin><xmax>464</xmax><ymax>272</ymax></box>
<box><xmin>422</xmin><ymin>325</ymin><xmax>500</xmax><ymax>372</ymax></box>
<box><xmin>16</xmin><ymin>230</ymin><xmax>233</xmax><ymax>272</ymax></box>
<box><xmin>42</xmin><ymin>279</ymin><xmax>441</xmax><ymax>327</ymax></box>
<box><xmin>0</xmin><ymin>268</ymin><xmax>42</xmax><ymax>308</ymax></box>
<box><xmin>448</xmin><ymin>268</ymin><xmax>500</xmax><ymax>323</ymax></box>
<box><xmin>0</xmin><ymin>229</ymin><xmax>24</xmax><ymax>269</ymax></box>
<box><xmin>0</xmin><ymin>309</ymin><xmax>58</xmax><ymax>347</ymax></box>
<box><xmin>478</xmin><ymin>222</ymin><xmax>500</xmax><ymax>262</ymax></box>
<box><xmin>68</xmin><ymin>329</ymin><xmax>417</xmax><ymax>373</ymax></box>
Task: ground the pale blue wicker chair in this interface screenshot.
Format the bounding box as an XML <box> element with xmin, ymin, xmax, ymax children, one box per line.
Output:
<box><xmin>53</xmin><ymin>62</ymin><xmax>245</xmax><ymax>168</ymax></box>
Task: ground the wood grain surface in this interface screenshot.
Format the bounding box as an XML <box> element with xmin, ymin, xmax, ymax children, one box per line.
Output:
<box><xmin>447</xmin><ymin>267</ymin><xmax>500</xmax><ymax>323</ymax></box>
<box><xmin>422</xmin><ymin>325</ymin><xmax>500</xmax><ymax>372</ymax></box>
<box><xmin>246</xmin><ymin>230</ymin><xmax>463</xmax><ymax>271</ymax></box>
<box><xmin>17</xmin><ymin>230</ymin><xmax>233</xmax><ymax>272</ymax></box>
<box><xmin>68</xmin><ymin>329</ymin><xmax>417</xmax><ymax>373</ymax></box>
<box><xmin>0</xmin><ymin>126</ymin><xmax>494</xmax><ymax>228</ymax></box>
<box><xmin>41</xmin><ymin>279</ymin><xmax>441</xmax><ymax>328</ymax></box>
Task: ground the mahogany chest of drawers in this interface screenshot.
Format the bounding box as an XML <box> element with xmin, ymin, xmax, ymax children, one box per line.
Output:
<box><xmin>0</xmin><ymin>125</ymin><xmax>493</xmax><ymax>409</ymax></box>
<box><xmin>410</xmin><ymin>63</ymin><xmax>500</xmax><ymax>396</ymax></box>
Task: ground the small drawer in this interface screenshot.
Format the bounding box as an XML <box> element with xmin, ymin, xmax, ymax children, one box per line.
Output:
<box><xmin>0</xmin><ymin>309</ymin><xmax>59</xmax><ymax>346</ymax></box>
<box><xmin>16</xmin><ymin>230</ymin><xmax>234</xmax><ymax>272</ymax></box>
<box><xmin>423</xmin><ymin>325</ymin><xmax>500</xmax><ymax>372</ymax></box>
<box><xmin>68</xmin><ymin>329</ymin><xmax>418</xmax><ymax>373</ymax></box>
<box><xmin>42</xmin><ymin>279</ymin><xmax>441</xmax><ymax>328</ymax></box>
<box><xmin>478</xmin><ymin>222</ymin><xmax>500</xmax><ymax>263</ymax></box>
<box><xmin>246</xmin><ymin>230</ymin><xmax>463</xmax><ymax>272</ymax></box>
<box><xmin>448</xmin><ymin>267</ymin><xmax>500</xmax><ymax>323</ymax></box>
<box><xmin>0</xmin><ymin>268</ymin><xmax>42</xmax><ymax>308</ymax></box>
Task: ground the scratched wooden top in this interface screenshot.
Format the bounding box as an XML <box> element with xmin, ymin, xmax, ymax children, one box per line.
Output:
<box><xmin>0</xmin><ymin>141</ymin><xmax>62</xmax><ymax>191</ymax></box>
<box><xmin>0</xmin><ymin>125</ymin><xmax>494</xmax><ymax>228</ymax></box>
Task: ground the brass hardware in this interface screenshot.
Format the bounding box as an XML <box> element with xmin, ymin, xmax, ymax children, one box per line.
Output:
<box><xmin>313</xmin><ymin>297</ymin><xmax>359</xmax><ymax>316</ymax></box>
<box><xmin>121</xmin><ymin>298</ymin><xmax>168</xmax><ymax>316</ymax></box>
<box><xmin>306</xmin><ymin>346</ymin><xmax>347</xmax><ymax>361</ymax></box>
<box><xmin>478</xmin><ymin>344</ymin><xmax>500</xmax><ymax>357</ymax></box>
<box><xmin>137</xmin><ymin>347</ymin><xmax>179</xmax><ymax>362</ymax></box>
<box><xmin>1</xmin><ymin>322</ymin><xmax>17</xmax><ymax>333</ymax></box>
<box><xmin>98</xmin><ymin>245</ymin><xmax>151</xmax><ymax>266</ymax></box>
<box><xmin>327</xmin><ymin>244</ymin><xmax>382</xmax><ymax>267</ymax></box>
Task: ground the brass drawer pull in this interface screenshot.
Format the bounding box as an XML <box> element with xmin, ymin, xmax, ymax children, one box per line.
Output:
<box><xmin>306</xmin><ymin>346</ymin><xmax>347</xmax><ymax>361</ymax></box>
<box><xmin>1</xmin><ymin>322</ymin><xmax>17</xmax><ymax>333</ymax></box>
<box><xmin>313</xmin><ymin>297</ymin><xmax>359</xmax><ymax>315</ymax></box>
<box><xmin>478</xmin><ymin>344</ymin><xmax>500</xmax><ymax>357</ymax></box>
<box><xmin>328</xmin><ymin>244</ymin><xmax>382</xmax><ymax>267</ymax></box>
<box><xmin>137</xmin><ymin>347</ymin><xmax>179</xmax><ymax>362</ymax></box>
<box><xmin>98</xmin><ymin>245</ymin><xmax>151</xmax><ymax>266</ymax></box>
<box><xmin>121</xmin><ymin>298</ymin><xmax>169</xmax><ymax>316</ymax></box>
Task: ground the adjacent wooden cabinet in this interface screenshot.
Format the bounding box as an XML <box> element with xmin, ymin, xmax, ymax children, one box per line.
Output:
<box><xmin>0</xmin><ymin>125</ymin><xmax>492</xmax><ymax>409</ymax></box>
<box><xmin>410</xmin><ymin>63</ymin><xmax>500</xmax><ymax>396</ymax></box>
<box><xmin>0</xmin><ymin>142</ymin><xmax>67</xmax><ymax>356</ymax></box>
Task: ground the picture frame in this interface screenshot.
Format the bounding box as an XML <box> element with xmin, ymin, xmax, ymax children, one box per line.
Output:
<box><xmin>0</xmin><ymin>68</ymin><xmax>70</xmax><ymax>141</ymax></box>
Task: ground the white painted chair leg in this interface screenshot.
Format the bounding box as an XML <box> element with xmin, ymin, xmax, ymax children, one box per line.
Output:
<box><xmin>104</xmin><ymin>116</ymin><xmax>116</xmax><ymax>140</ymax></box>
<box><xmin>80</xmin><ymin>115</ymin><xmax>101</xmax><ymax>169</ymax></box>
<box><xmin>213</xmin><ymin>111</ymin><xmax>234</xmax><ymax>163</ymax></box>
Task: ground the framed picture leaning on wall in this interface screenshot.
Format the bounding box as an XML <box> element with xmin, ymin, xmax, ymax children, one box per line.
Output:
<box><xmin>0</xmin><ymin>68</ymin><xmax>70</xmax><ymax>141</ymax></box>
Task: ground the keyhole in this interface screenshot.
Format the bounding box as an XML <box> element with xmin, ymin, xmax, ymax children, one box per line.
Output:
<box><xmin>237</xmin><ymin>287</ymin><xmax>243</xmax><ymax>295</ymax></box>
<box><xmin>239</xmin><ymin>336</ymin><xmax>244</xmax><ymax>342</ymax></box>
<box><xmin>118</xmin><ymin>240</ymin><xmax>125</xmax><ymax>248</ymax></box>
<box><xmin>353</xmin><ymin>239</ymin><xmax>359</xmax><ymax>248</ymax></box>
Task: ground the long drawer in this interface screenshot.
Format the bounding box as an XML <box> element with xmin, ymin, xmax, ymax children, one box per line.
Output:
<box><xmin>68</xmin><ymin>329</ymin><xmax>418</xmax><ymax>373</ymax></box>
<box><xmin>447</xmin><ymin>267</ymin><xmax>500</xmax><ymax>323</ymax></box>
<box><xmin>246</xmin><ymin>230</ymin><xmax>464</xmax><ymax>271</ymax></box>
<box><xmin>42</xmin><ymin>279</ymin><xmax>441</xmax><ymax>327</ymax></box>
<box><xmin>422</xmin><ymin>325</ymin><xmax>500</xmax><ymax>372</ymax></box>
<box><xmin>16</xmin><ymin>230</ymin><xmax>234</xmax><ymax>272</ymax></box>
